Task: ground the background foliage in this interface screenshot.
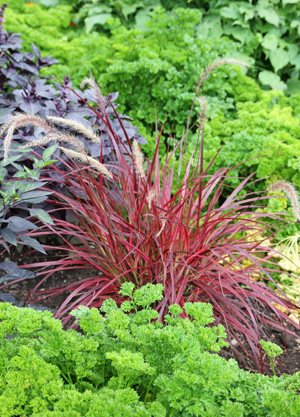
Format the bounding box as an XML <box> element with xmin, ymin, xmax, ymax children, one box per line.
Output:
<box><xmin>28</xmin><ymin>0</ymin><xmax>300</xmax><ymax>93</ymax></box>
<box><xmin>3</xmin><ymin>3</ymin><xmax>300</xmax><ymax>184</ymax></box>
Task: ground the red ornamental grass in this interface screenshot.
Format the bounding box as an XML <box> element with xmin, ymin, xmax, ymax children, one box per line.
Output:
<box><xmin>2</xmin><ymin>68</ymin><xmax>300</xmax><ymax>371</ymax></box>
<box><xmin>18</xmin><ymin>129</ymin><xmax>299</xmax><ymax>368</ymax></box>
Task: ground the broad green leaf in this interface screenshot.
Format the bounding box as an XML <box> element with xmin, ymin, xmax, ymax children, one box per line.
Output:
<box><xmin>42</xmin><ymin>159</ymin><xmax>57</xmax><ymax>167</ymax></box>
<box><xmin>259</xmin><ymin>70</ymin><xmax>287</xmax><ymax>91</ymax></box>
<box><xmin>257</xmin><ymin>7</ymin><xmax>279</xmax><ymax>27</ymax></box>
<box><xmin>87</xmin><ymin>5</ymin><xmax>112</xmax><ymax>16</ymax></box>
<box><xmin>196</xmin><ymin>16</ymin><xmax>222</xmax><ymax>38</ymax></box>
<box><xmin>13</xmin><ymin>171</ymin><xmax>28</xmax><ymax>179</ymax></box>
<box><xmin>283</xmin><ymin>0</ymin><xmax>299</xmax><ymax>4</ymax></box>
<box><xmin>85</xmin><ymin>14</ymin><xmax>111</xmax><ymax>34</ymax></box>
<box><xmin>3</xmin><ymin>154</ymin><xmax>25</xmax><ymax>166</ymax></box>
<box><xmin>219</xmin><ymin>6</ymin><xmax>241</xmax><ymax>20</ymax></box>
<box><xmin>286</xmin><ymin>78</ymin><xmax>300</xmax><ymax>95</ymax></box>
<box><xmin>19</xmin><ymin>182</ymin><xmax>48</xmax><ymax>194</ymax></box>
<box><xmin>224</xmin><ymin>26</ymin><xmax>248</xmax><ymax>44</ymax></box>
<box><xmin>39</xmin><ymin>0</ymin><xmax>59</xmax><ymax>6</ymax></box>
<box><xmin>238</xmin><ymin>5</ymin><xmax>255</xmax><ymax>21</ymax></box>
<box><xmin>291</xmin><ymin>54</ymin><xmax>300</xmax><ymax>70</ymax></box>
<box><xmin>6</xmin><ymin>185</ymin><xmax>18</xmax><ymax>199</ymax></box>
<box><xmin>291</xmin><ymin>20</ymin><xmax>300</xmax><ymax>36</ymax></box>
<box><xmin>287</xmin><ymin>44</ymin><xmax>299</xmax><ymax>61</ymax></box>
<box><xmin>269</xmin><ymin>48</ymin><xmax>290</xmax><ymax>72</ymax></box>
<box><xmin>24</xmin><ymin>166</ymin><xmax>40</xmax><ymax>180</ymax></box>
<box><xmin>122</xmin><ymin>3</ymin><xmax>143</xmax><ymax>19</ymax></box>
<box><xmin>0</xmin><ymin>167</ymin><xmax>7</xmax><ymax>182</ymax></box>
<box><xmin>29</xmin><ymin>208</ymin><xmax>54</xmax><ymax>225</ymax></box>
<box><xmin>261</xmin><ymin>34</ymin><xmax>278</xmax><ymax>51</ymax></box>
<box><xmin>42</xmin><ymin>145</ymin><xmax>58</xmax><ymax>161</ymax></box>
<box><xmin>10</xmin><ymin>162</ymin><xmax>26</xmax><ymax>172</ymax></box>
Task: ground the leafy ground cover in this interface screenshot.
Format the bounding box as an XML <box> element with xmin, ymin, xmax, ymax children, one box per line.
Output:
<box><xmin>1</xmin><ymin>283</ymin><xmax>300</xmax><ymax>416</ymax></box>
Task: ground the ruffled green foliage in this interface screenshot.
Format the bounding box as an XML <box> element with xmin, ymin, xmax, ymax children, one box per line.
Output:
<box><xmin>5</xmin><ymin>4</ymin><xmax>300</xmax><ymax>172</ymax></box>
<box><xmin>30</xmin><ymin>0</ymin><xmax>300</xmax><ymax>92</ymax></box>
<box><xmin>195</xmin><ymin>0</ymin><xmax>300</xmax><ymax>93</ymax></box>
<box><xmin>3</xmin><ymin>5</ymin><xmax>254</xmax><ymax>138</ymax></box>
<box><xmin>5</xmin><ymin>1</ymin><xmax>74</xmax><ymax>44</ymax></box>
<box><xmin>204</xmin><ymin>90</ymin><xmax>300</xmax><ymax>189</ymax></box>
<box><xmin>1</xmin><ymin>284</ymin><xmax>300</xmax><ymax>416</ymax></box>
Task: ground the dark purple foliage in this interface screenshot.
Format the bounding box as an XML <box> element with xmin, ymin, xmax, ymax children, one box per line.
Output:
<box><xmin>0</xmin><ymin>20</ymin><xmax>147</xmax><ymax>255</ymax></box>
<box><xmin>0</xmin><ymin>261</ymin><xmax>36</xmax><ymax>283</ymax></box>
<box><xmin>0</xmin><ymin>17</ymin><xmax>146</xmax><ymax>164</ymax></box>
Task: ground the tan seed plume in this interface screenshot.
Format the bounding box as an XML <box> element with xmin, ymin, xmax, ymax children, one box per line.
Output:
<box><xmin>80</xmin><ymin>77</ymin><xmax>94</xmax><ymax>90</ymax></box>
<box><xmin>155</xmin><ymin>216</ymin><xmax>166</xmax><ymax>238</ymax></box>
<box><xmin>133</xmin><ymin>140</ymin><xmax>146</xmax><ymax>179</ymax></box>
<box><xmin>51</xmin><ymin>133</ymin><xmax>85</xmax><ymax>152</ymax></box>
<box><xmin>146</xmin><ymin>190</ymin><xmax>156</xmax><ymax>210</ymax></box>
<box><xmin>197</xmin><ymin>58</ymin><xmax>250</xmax><ymax>90</ymax></box>
<box><xmin>268</xmin><ymin>180</ymin><xmax>300</xmax><ymax>221</ymax></box>
<box><xmin>47</xmin><ymin>116</ymin><xmax>100</xmax><ymax>143</ymax></box>
<box><xmin>22</xmin><ymin>133</ymin><xmax>85</xmax><ymax>153</ymax></box>
<box><xmin>80</xmin><ymin>77</ymin><xmax>106</xmax><ymax>111</ymax></box>
<box><xmin>2</xmin><ymin>113</ymin><xmax>52</xmax><ymax>161</ymax></box>
<box><xmin>21</xmin><ymin>137</ymin><xmax>56</xmax><ymax>149</ymax></box>
<box><xmin>59</xmin><ymin>147</ymin><xmax>113</xmax><ymax>179</ymax></box>
<box><xmin>198</xmin><ymin>96</ymin><xmax>207</xmax><ymax>129</ymax></box>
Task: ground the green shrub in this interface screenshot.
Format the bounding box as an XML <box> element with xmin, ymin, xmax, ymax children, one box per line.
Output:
<box><xmin>2</xmin><ymin>5</ymin><xmax>266</xmax><ymax>154</ymax></box>
<box><xmin>204</xmin><ymin>90</ymin><xmax>300</xmax><ymax>189</ymax></box>
<box><xmin>4</xmin><ymin>3</ymin><xmax>300</xmax><ymax>190</ymax></box>
<box><xmin>1</xmin><ymin>283</ymin><xmax>300</xmax><ymax>416</ymax></box>
<box><xmin>31</xmin><ymin>0</ymin><xmax>300</xmax><ymax>92</ymax></box>
<box><xmin>5</xmin><ymin>5</ymin><xmax>247</xmax><ymax>136</ymax></box>
<box><xmin>194</xmin><ymin>0</ymin><xmax>300</xmax><ymax>93</ymax></box>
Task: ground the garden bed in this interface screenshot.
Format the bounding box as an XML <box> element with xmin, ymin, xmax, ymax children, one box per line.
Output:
<box><xmin>2</xmin><ymin>244</ymin><xmax>300</xmax><ymax>377</ymax></box>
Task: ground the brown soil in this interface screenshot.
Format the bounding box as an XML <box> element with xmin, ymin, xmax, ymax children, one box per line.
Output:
<box><xmin>1</xmin><ymin>243</ymin><xmax>300</xmax><ymax>377</ymax></box>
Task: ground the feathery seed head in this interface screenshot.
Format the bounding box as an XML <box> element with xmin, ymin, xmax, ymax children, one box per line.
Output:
<box><xmin>198</xmin><ymin>96</ymin><xmax>207</xmax><ymax>128</ymax></box>
<box><xmin>198</xmin><ymin>58</ymin><xmax>250</xmax><ymax>90</ymax></box>
<box><xmin>20</xmin><ymin>133</ymin><xmax>85</xmax><ymax>153</ymax></box>
<box><xmin>80</xmin><ymin>77</ymin><xmax>106</xmax><ymax>111</ymax></box>
<box><xmin>155</xmin><ymin>214</ymin><xmax>167</xmax><ymax>238</ymax></box>
<box><xmin>147</xmin><ymin>190</ymin><xmax>156</xmax><ymax>210</ymax></box>
<box><xmin>268</xmin><ymin>180</ymin><xmax>300</xmax><ymax>221</ymax></box>
<box><xmin>80</xmin><ymin>78</ymin><xmax>93</xmax><ymax>90</ymax></box>
<box><xmin>21</xmin><ymin>137</ymin><xmax>56</xmax><ymax>149</ymax></box>
<box><xmin>47</xmin><ymin>116</ymin><xmax>100</xmax><ymax>144</ymax></box>
<box><xmin>49</xmin><ymin>133</ymin><xmax>85</xmax><ymax>152</ymax></box>
<box><xmin>2</xmin><ymin>113</ymin><xmax>52</xmax><ymax>161</ymax></box>
<box><xmin>133</xmin><ymin>140</ymin><xmax>146</xmax><ymax>179</ymax></box>
<box><xmin>59</xmin><ymin>147</ymin><xmax>113</xmax><ymax>179</ymax></box>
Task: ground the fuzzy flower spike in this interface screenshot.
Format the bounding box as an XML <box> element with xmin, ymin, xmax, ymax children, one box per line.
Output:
<box><xmin>268</xmin><ymin>180</ymin><xmax>300</xmax><ymax>221</ymax></box>
<box><xmin>1</xmin><ymin>113</ymin><xmax>53</xmax><ymax>161</ymax></box>
<box><xmin>47</xmin><ymin>116</ymin><xmax>100</xmax><ymax>144</ymax></box>
<box><xmin>59</xmin><ymin>147</ymin><xmax>113</xmax><ymax>180</ymax></box>
<box><xmin>133</xmin><ymin>140</ymin><xmax>146</xmax><ymax>179</ymax></box>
